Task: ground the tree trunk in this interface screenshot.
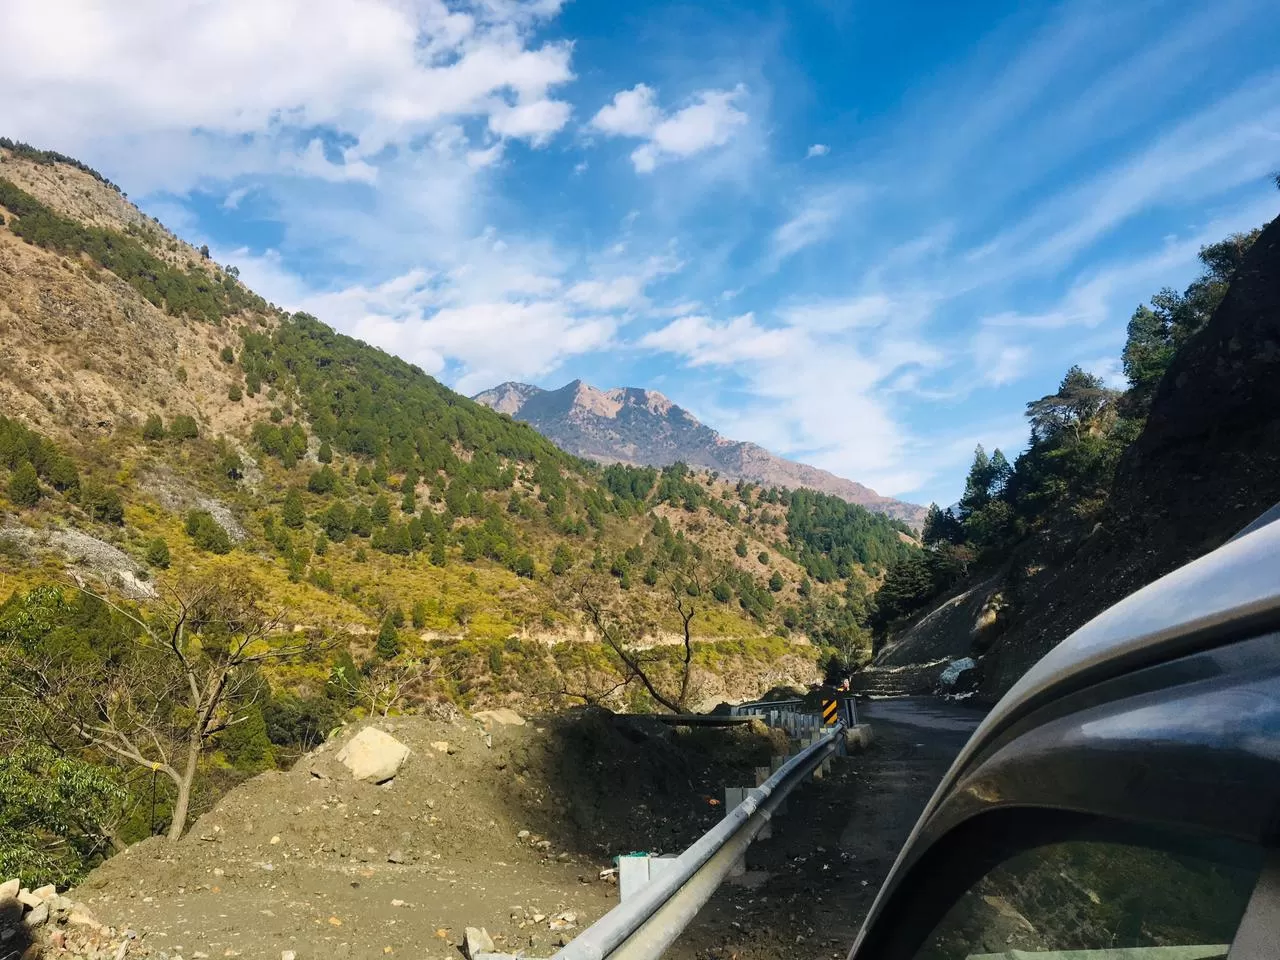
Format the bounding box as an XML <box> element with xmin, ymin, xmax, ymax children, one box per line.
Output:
<box><xmin>167</xmin><ymin>735</ymin><xmax>202</xmax><ymax>840</ymax></box>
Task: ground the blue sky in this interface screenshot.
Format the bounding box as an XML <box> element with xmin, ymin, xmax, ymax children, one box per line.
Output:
<box><xmin>2</xmin><ymin>0</ymin><xmax>1278</xmax><ymax>505</ymax></box>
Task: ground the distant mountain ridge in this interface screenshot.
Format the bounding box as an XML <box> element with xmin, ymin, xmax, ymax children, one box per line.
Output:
<box><xmin>473</xmin><ymin>379</ymin><xmax>927</xmax><ymax>526</ymax></box>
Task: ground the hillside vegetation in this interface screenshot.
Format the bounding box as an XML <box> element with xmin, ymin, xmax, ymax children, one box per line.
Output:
<box><xmin>867</xmin><ymin>201</ymin><xmax>1279</xmax><ymax>698</ymax></box>
<box><xmin>0</xmin><ymin>141</ymin><xmax>916</xmax><ymax>880</ymax></box>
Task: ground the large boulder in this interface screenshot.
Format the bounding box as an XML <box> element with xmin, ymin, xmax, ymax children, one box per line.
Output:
<box><xmin>472</xmin><ymin>707</ymin><xmax>525</xmax><ymax>728</ymax></box>
<box><xmin>335</xmin><ymin>727</ymin><xmax>410</xmax><ymax>784</ymax></box>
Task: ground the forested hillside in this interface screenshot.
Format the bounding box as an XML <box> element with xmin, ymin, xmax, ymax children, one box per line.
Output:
<box><xmin>869</xmin><ymin>203</ymin><xmax>1279</xmax><ymax>698</ymax></box>
<box><xmin>0</xmin><ymin>141</ymin><xmax>915</xmax><ymax>881</ymax></box>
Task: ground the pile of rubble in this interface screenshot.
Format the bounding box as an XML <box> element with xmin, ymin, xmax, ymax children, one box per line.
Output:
<box><xmin>1</xmin><ymin>878</ymin><xmax>148</xmax><ymax>960</ymax></box>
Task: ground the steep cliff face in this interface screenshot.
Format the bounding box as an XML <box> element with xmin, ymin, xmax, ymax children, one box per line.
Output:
<box><xmin>977</xmin><ymin>213</ymin><xmax>1280</xmax><ymax>697</ymax></box>
<box><xmin>857</xmin><ymin>213</ymin><xmax>1280</xmax><ymax>701</ymax></box>
<box><xmin>473</xmin><ymin>379</ymin><xmax>927</xmax><ymax>526</ymax></box>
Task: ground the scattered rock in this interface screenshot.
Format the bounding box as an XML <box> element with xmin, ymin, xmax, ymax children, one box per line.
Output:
<box><xmin>430</xmin><ymin>741</ymin><xmax>450</xmax><ymax>754</ymax></box>
<box><xmin>386</xmin><ymin>850</ymin><xmax>406</xmax><ymax>864</ymax></box>
<box><xmin>30</xmin><ymin>884</ymin><xmax>56</xmax><ymax>902</ymax></box>
<box><xmin>336</xmin><ymin>728</ymin><xmax>410</xmax><ymax>784</ymax></box>
<box><xmin>282</xmin><ymin>952</ymin><xmax>297</xmax><ymax>960</ymax></box>
<box><xmin>68</xmin><ymin>903</ymin><xmax>103</xmax><ymax>930</ymax></box>
<box><xmin>463</xmin><ymin>927</ymin><xmax>495</xmax><ymax>959</ymax></box>
<box><xmin>17</xmin><ymin>889</ymin><xmax>42</xmax><ymax>909</ymax></box>
<box><xmin>0</xmin><ymin>879</ymin><xmax>18</xmax><ymax>900</ymax></box>
<box><xmin>22</xmin><ymin>902</ymin><xmax>49</xmax><ymax>929</ymax></box>
<box><xmin>472</xmin><ymin>708</ymin><xmax>525</xmax><ymax>728</ymax></box>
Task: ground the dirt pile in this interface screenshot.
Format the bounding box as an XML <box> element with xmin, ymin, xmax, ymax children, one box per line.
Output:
<box><xmin>60</xmin><ymin>710</ymin><xmax>779</xmax><ymax>960</ymax></box>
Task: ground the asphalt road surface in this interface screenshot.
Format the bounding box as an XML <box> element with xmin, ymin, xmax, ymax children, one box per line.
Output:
<box><xmin>668</xmin><ymin>697</ymin><xmax>985</xmax><ymax>960</ymax></box>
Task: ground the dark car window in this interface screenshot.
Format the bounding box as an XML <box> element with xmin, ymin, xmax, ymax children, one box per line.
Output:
<box><xmin>911</xmin><ymin>835</ymin><xmax>1262</xmax><ymax>959</ymax></box>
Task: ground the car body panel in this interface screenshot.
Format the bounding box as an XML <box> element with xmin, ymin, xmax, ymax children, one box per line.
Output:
<box><xmin>848</xmin><ymin>514</ymin><xmax>1280</xmax><ymax>958</ymax></box>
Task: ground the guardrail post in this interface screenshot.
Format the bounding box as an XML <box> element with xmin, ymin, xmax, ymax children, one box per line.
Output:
<box><xmin>723</xmin><ymin>786</ymin><xmax>748</xmax><ymax>812</ymax></box>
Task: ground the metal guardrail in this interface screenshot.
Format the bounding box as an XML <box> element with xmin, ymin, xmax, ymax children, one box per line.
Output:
<box><xmin>725</xmin><ymin>697</ymin><xmax>804</xmax><ymax>716</ymax></box>
<box><xmin>550</xmin><ymin>720</ymin><xmax>845</xmax><ymax>960</ymax></box>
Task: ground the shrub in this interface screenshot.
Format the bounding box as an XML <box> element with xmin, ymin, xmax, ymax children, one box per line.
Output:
<box><xmin>146</xmin><ymin>537</ymin><xmax>171</xmax><ymax>568</ymax></box>
<box><xmin>281</xmin><ymin>489</ymin><xmax>305</xmax><ymax>529</ymax></box>
<box><xmin>550</xmin><ymin>543</ymin><xmax>573</xmax><ymax>576</ymax></box>
<box><xmin>219</xmin><ymin>451</ymin><xmax>243</xmax><ymax>480</ymax></box>
<box><xmin>0</xmin><ymin>745</ymin><xmax>125</xmax><ymax>887</ymax></box>
<box><xmin>307</xmin><ymin>466</ymin><xmax>337</xmax><ymax>495</ymax></box>
<box><xmin>317</xmin><ymin>441</ymin><xmax>333</xmax><ymax>464</ymax></box>
<box><xmin>228</xmin><ymin>384</ymin><xmax>242</xmax><ymax>402</ymax></box>
<box><xmin>219</xmin><ymin>346</ymin><xmax>235</xmax><ymax>364</ymax></box>
<box><xmin>8</xmin><ymin>463</ymin><xmax>40</xmax><ymax>507</ymax></box>
<box><xmin>142</xmin><ymin>414</ymin><xmax>166</xmax><ymax>441</ymax></box>
<box><xmin>185</xmin><ymin>510</ymin><xmax>232</xmax><ymax>554</ymax></box>
<box><xmin>80</xmin><ymin>481</ymin><xmax>124</xmax><ymax>524</ymax></box>
<box><xmin>169</xmin><ymin>415</ymin><xmax>199</xmax><ymax>440</ymax></box>
<box><xmin>44</xmin><ymin>457</ymin><xmax>79</xmax><ymax>493</ymax></box>
<box><xmin>375</xmin><ymin>617</ymin><xmax>399</xmax><ymax>660</ymax></box>
<box><xmin>321</xmin><ymin>502</ymin><xmax>350</xmax><ymax>540</ymax></box>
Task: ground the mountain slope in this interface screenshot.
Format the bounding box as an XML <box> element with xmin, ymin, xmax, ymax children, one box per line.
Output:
<box><xmin>0</xmin><ymin>140</ymin><xmax>913</xmax><ymax>690</ymax></box>
<box><xmin>473</xmin><ymin>379</ymin><xmax>927</xmax><ymax>526</ymax></box>
<box><xmin>850</xmin><ymin>209</ymin><xmax>1279</xmax><ymax>702</ymax></box>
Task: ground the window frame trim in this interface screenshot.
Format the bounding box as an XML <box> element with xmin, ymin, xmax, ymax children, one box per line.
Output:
<box><xmin>855</xmin><ymin>807</ymin><xmax>1266</xmax><ymax>960</ymax></box>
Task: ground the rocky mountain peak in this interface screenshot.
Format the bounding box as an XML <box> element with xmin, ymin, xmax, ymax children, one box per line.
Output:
<box><xmin>473</xmin><ymin>378</ymin><xmax>926</xmax><ymax>526</ymax></box>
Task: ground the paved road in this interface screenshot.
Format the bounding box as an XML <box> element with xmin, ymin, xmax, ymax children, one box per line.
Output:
<box><xmin>670</xmin><ymin>697</ymin><xmax>988</xmax><ymax>960</ymax></box>
<box><xmin>860</xmin><ymin>695</ymin><xmax>986</xmax><ymax>735</ymax></box>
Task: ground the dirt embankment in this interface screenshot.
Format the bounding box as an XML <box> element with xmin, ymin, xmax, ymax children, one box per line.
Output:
<box><xmin>60</xmin><ymin>710</ymin><xmax>784</xmax><ymax>960</ymax></box>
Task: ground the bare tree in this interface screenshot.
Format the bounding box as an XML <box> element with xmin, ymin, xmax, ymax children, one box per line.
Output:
<box><xmin>327</xmin><ymin>655</ymin><xmax>448</xmax><ymax>718</ymax></box>
<box><xmin>1</xmin><ymin>573</ymin><xmax>326</xmax><ymax>839</ymax></box>
<box><xmin>570</xmin><ymin>567</ymin><xmax>714</xmax><ymax>714</ymax></box>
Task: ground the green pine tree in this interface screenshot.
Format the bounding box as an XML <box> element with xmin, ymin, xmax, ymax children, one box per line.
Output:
<box><xmin>375</xmin><ymin>617</ymin><xmax>400</xmax><ymax>660</ymax></box>
<box><xmin>282</xmin><ymin>489</ymin><xmax>305</xmax><ymax>529</ymax></box>
<box><xmin>8</xmin><ymin>462</ymin><xmax>41</xmax><ymax>507</ymax></box>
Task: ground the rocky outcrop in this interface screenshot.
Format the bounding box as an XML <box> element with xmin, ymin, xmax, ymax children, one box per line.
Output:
<box><xmin>0</xmin><ymin>878</ymin><xmax>127</xmax><ymax>960</ymax></box>
<box><xmin>859</xmin><ymin>212</ymin><xmax>1280</xmax><ymax>702</ymax></box>
<box><xmin>977</xmin><ymin>212</ymin><xmax>1280</xmax><ymax>698</ymax></box>
<box><xmin>473</xmin><ymin>379</ymin><xmax>926</xmax><ymax>526</ymax></box>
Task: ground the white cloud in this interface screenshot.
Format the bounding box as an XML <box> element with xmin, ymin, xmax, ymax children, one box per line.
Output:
<box><xmin>565</xmin><ymin>276</ymin><xmax>646</xmax><ymax>310</ymax></box>
<box><xmin>970</xmin><ymin>330</ymin><xmax>1032</xmax><ymax>386</ymax></box>
<box><xmin>224</xmin><ymin>217</ymin><xmax>690</xmax><ymax>395</ymax></box>
<box><xmin>777</xmin><ymin>294</ymin><xmax>906</xmax><ymax>333</ymax></box>
<box><xmin>222</xmin><ymin>186</ymin><xmax>251</xmax><ymax>210</ymax></box>
<box><xmin>590</xmin><ymin>83</ymin><xmax>748</xmax><ymax>173</ymax></box>
<box><xmin>805</xmin><ymin>143</ymin><xmax>829</xmax><ymax>158</ymax></box>
<box><xmin>765</xmin><ymin>187</ymin><xmax>862</xmax><ymax>268</ymax></box>
<box><xmin>487</xmin><ymin>97</ymin><xmax>572</xmax><ymax>145</ymax></box>
<box><xmin>638</xmin><ymin>308</ymin><xmax>943</xmax><ymax>494</ymax></box>
<box><xmin>466</xmin><ymin>142</ymin><xmax>506</xmax><ymax>169</ymax></box>
<box><xmin>591</xmin><ymin>84</ymin><xmax>662</xmax><ymax>137</ymax></box>
<box><xmin>640</xmin><ymin>313</ymin><xmax>804</xmax><ymax>366</ymax></box>
<box><xmin>0</xmin><ymin>0</ymin><xmax>576</xmax><ymax>189</ymax></box>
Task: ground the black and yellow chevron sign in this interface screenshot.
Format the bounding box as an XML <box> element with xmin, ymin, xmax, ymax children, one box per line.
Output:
<box><xmin>822</xmin><ymin>699</ymin><xmax>839</xmax><ymax>726</ymax></box>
